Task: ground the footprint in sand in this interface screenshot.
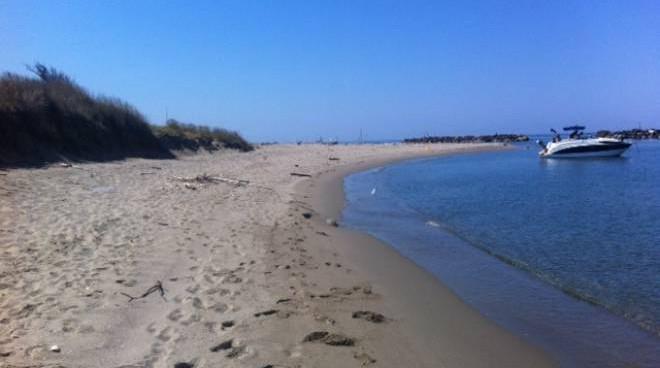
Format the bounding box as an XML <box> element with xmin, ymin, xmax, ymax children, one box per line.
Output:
<box><xmin>302</xmin><ymin>331</ymin><xmax>355</xmax><ymax>346</ymax></box>
<box><xmin>156</xmin><ymin>327</ymin><xmax>174</xmax><ymax>342</ymax></box>
<box><xmin>209</xmin><ymin>302</ymin><xmax>228</xmax><ymax>313</ymax></box>
<box><xmin>354</xmin><ymin>351</ymin><xmax>377</xmax><ymax>366</ymax></box>
<box><xmin>352</xmin><ymin>311</ymin><xmax>386</xmax><ymax>323</ymax></box>
<box><xmin>167</xmin><ymin>309</ymin><xmax>183</xmax><ymax>322</ymax></box>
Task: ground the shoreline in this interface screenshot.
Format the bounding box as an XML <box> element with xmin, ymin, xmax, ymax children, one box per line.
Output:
<box><xmin>0</xmin><ymin>143</ymin><xmax>555</xmax><ymax>368</ymax></box>
<box><xmin>293</xmin><ymin>146</ymin><xmax>557</xmax><ymax>367</ymax></box>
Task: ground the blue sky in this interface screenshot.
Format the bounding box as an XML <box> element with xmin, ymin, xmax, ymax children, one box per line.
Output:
<box><xmin>2</xmin><ymin>0</ymin><xmax>660</xmax><ymax>142</ymax></box>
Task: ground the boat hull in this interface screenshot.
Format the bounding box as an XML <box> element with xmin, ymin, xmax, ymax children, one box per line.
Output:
<box><xmin>540</xmin><ymin>139</ymin><xmax>631</xmax><ymax>158</ymax></box>
<box><xmin>541</xmin><ymin>147</ymin><xmax>629</xmax><ymax>158</ymax></box>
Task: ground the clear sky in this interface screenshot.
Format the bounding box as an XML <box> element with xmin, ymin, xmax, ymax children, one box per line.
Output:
<box><xmin>2</xmin><ymin>0</ymin><xmax>659</xmax><ymax>142</ymax></box>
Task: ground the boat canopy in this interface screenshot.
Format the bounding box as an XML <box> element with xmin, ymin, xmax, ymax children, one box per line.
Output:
<box><xmin>563</xmin><ymin>125</ymin><xmax>585</xmax><ymax>131</ymax></box>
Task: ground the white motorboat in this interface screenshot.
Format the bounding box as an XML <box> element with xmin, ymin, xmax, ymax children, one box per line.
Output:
<box><xmin>537</xmin><ymin>126</ymin><xmax>631</xmax><ymax>158</ymax></box>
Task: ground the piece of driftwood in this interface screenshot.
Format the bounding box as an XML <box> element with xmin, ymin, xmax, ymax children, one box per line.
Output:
<box><xmin>210</xmin><ymin>176</ymin><xmax>250</xmax><ymax>186</ymax></box>
<box><xmin>290</xmin><ymin>172</ymin><xmax>312</xmax><ymax>177</ymax></box>
<box><xmin>173</xmin><ymin>174</ymin><xmax>249</xmax><ymax>186</ymax></box>
<box><xmin>328</xmin><ymin>157</ymin><xmax>340</xmax><ymax>161</ymax></box>
<box><xmin>121</xmin><ymin>281</ymin><xmax>166</xmax><ymax>302</ymax></box>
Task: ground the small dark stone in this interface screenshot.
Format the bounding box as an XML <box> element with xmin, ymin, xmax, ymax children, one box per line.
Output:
<box><xmin>174</xmin><ymin>363</ymin><xmax>194</xmax><ymax>368</ymax></box>
<box><xmin>302</xmin><ymin>212</ymin><xmax>312</xmax><ymax>219</ymax></box>
<box><xmin>352</xmin><ymin>311</ymin><xmax>386</xmax><ymax>323</ymax></box>
<box><xmin>210</xmin><ymin>339</ymin><xmax>233</xmax><ymax>352</ymax></box>
<box><xmin>221</xmin><ymin>320</ymin><xmax>235</xmax><ymax>329</ymax></box>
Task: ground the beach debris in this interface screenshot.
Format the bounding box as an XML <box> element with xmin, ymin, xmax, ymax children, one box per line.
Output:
<box><xmin>316</xmin><ymin>231</ymin><xmax>329</xmax><ymax>236</ymax></box>
<box><xmin>173</xmin><ymin>174</ymin><xmax>249</xmax><ymax>186</ymax></box>
<box><xmin>210</xmin><ymin>339</ymin><xmax>233</xmax><ymax>352</ymax></box>
<box><xmin>290</xmin><ymin>172</ymin><xmax>312</xmax><ymax>177</ymax></box>
<box><xmin>120</xmin><ymin>281</ymin><xmax>166</xmax><ymax>302</ymax></box>
<box><xmin>184</xmin><ymin>183</ymin><xmax>197</xmax><ymax>190</ymax></box>
<box><xmin>254</xmin><ymin>309</ymin><xmax>278</xmax><ymax>317</ymax></box>
<box><xmin>50</xmin><ymin>345</ymin><xmax>61</xmax><ymax>353</ymax></box>
<box><xmin>325</xmin><ymin>218</ymin><xmax>338</xmax><ymax>227</ymax></box>
<box><xmin>276</xmin><ymin>298</ymin><xmax>292</xmax><ymax>304</ymax></box>
<box><xmin>302</xmin><ymin>212</ymin><xmax>312</xmax><ymax>219</ymax></box>
<box><xmin>329</xmin><ymin>157</ymin><xmax>340</xmax><ymax>161</ymax></box>
<box><xmin>352</xmin><ymin>311</ymin><xmax>386</xmax><ymax>323</ymax></box>
<box><xmin>302</xmin><ymin>331</ymin><xmax>355</xmax><ymax>346</ymax></box>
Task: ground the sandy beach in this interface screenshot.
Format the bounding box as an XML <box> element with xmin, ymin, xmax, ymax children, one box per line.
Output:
<box><xmin>0</xmin><ymin>143</ymin><xmax>555</xmax><ymax>368</ymax></box>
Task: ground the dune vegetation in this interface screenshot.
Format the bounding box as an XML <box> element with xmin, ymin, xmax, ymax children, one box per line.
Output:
<box><xmin>0</xmin><ymin>64</ymin><xmax>252</xmax><ymax>166</ymax></box>
<box><xmin>152</xmin><ymin>119</ymin><xmax>253</xmax><ymax>152</ymax></box>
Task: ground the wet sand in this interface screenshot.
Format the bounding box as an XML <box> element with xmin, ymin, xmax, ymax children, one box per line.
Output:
<box><xmin>0</xmin><ymin>143</ymin><xmax>555</xmax><ymax>367</ymax></box>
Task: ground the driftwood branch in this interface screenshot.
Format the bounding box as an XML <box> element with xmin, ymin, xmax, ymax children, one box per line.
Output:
<box><xmin>290</xmin><ymin>172</ymin><xmax>312</xmax><ymax>177</ymax></box>
<box><xmin>172</xmin><ymin>174</ymin><xmax>249</xmax><ymax>186</ymax></box>
<box><xmin>121</xmin><ymin>281</ymin><xmax>166</xmax><ymax>302</ymax></box>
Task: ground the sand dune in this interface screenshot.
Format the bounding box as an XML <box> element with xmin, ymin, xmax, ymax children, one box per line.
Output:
<box><xmin>0</xmin><ymin>143</ymin><xmax>554</xmax><ymax>368</ymax></box>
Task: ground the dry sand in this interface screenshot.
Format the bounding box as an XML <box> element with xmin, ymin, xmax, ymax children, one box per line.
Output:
<box><xmin>0</xmin><ymin>143</ymin><xmax>556</xmax><ymax>368</ymax></box>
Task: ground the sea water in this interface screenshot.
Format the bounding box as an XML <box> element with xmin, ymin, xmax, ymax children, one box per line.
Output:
<box><xmin>343</xmin><ymin>141</ymin><xmax>660</xmax><ymax>367</ymax></box>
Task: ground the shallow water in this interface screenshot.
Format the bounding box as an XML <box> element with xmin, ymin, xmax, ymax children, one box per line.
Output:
<box><xmin>343</xmin><ymin>141</ymin><xmax>660</xmax><ymax>367</ymax></box>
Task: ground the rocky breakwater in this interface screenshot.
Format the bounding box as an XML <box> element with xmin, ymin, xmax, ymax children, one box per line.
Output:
<box><xmin>597</xmin><ymin>128</ymin><xmax>659</xmax><ymax>140</ymax></box>
<box><xmin>404</xmin><ymin>134</ymin><xmax>529</xmax><ymax>144</ymax></box>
